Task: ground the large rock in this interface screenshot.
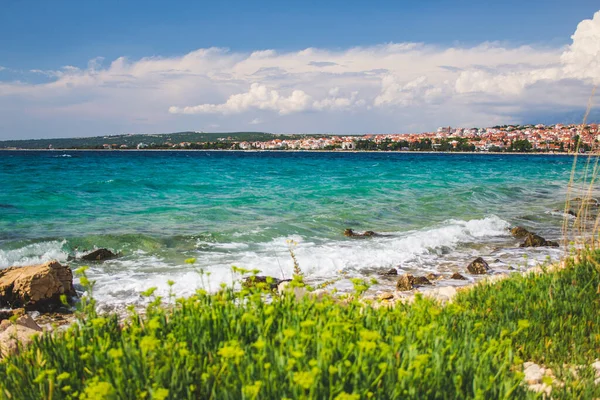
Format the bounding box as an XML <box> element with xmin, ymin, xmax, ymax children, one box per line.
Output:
<box><xmin>0</xmin><ymin>315</ymin><xmax>42</xmax><ymax>357</ymax></box>
<box><xmin>520</xmin><ymin>233</ymin><xmax>559</xmax><ymax>248</ymax></box>
<box><xmin>0</xmin><ymin>261</ymin><xmax>76</xmax><ymax>311</ymax></box>
<box><xmin>467</xmin><ymin>257</ymin><xmax>490</xmax><ymax>275</ymax></box>
<box><xmin>81</xmin><ymin>248</ymin><xmax>117</xmax><ymax>261</ymax></box>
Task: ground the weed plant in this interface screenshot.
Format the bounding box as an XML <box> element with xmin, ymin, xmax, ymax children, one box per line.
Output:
<box><xmin>0</xmin><ymin>253</ymin><xmax>599</xmax><ymax>399</ymax></box>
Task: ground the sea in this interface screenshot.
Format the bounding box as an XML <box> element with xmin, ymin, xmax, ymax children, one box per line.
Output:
<box><xmin>0</xmin><ymin>150</ymin><xmax>589</xmax><ymax>310</ymax></box>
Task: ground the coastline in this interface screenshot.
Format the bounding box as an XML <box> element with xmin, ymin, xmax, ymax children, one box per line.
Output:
<box><xmin>0</xmin><ymin>148</ymin><xmax>583</xmax><ymax>156</ymax></box>
<box><xmin>2</xmin><ymin>251</ymin><xmax>599</xmax><ymax>398</ymax></box>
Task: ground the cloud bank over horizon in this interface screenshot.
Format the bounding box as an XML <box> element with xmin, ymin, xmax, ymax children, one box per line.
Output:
<box><xmin>0</xmin><ymin>11</ymin><xmax>599</xmax><ymax>139</ymax></box>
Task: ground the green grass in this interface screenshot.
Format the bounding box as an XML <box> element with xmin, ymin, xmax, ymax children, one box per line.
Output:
<box><xmin>1</xmin><ymin>255</ymin><xmax>600</xmax><ymax>399</ymax></box>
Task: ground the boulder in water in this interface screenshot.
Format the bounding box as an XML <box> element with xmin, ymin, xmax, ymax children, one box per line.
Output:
<box><xmin>520</xmin><ymin>233</ymin><xmax>559</xmax><ymax>248</ymax></box>
<box><xmin>396</xmin><ymin>274</ymin><xmax>432</xmax><ymax>290</ymax></box>
<box><xmin>382</xmin><ymin>268</ymin><xmax>398</xmax><ymax>276</ymax></box>
<box><xmin>425</xmin><ymin>273</ymin><xmax>442</xmax><ymax>281</ymax></box>
<box><xmin>467</xmin><ymin>257</ymin><xmax>490</xmax><ymax>275</ymax></box>
<box><xmin>450</xmin><ymin>272</ymin><xmax>468</xmax><ymax>280</ymax></box>
<box><xmin>344</xmin><ymin>229</ymin><xmax>380</xmax><ymax>238</ymax></box>
<box><xmin>81</xmin><ymin>248</ymin><xmax>117</xmax><ymax>261</ymax></box>
<box><xmin>0</xmin><ymin>261</ymin><xmax>76</xmax><ymax>311</ymax></box>
<box><xmin>510</xmin><ymin>227</ymin><xmax>530</xmax><ymax>238</ymax></box>
<box><xmin>412</xmin><ymin>276</ymin><xmax>432</xmax><ymax>285</ymax></box>
<box><xmin>570</xmin><ymin>197</ymin><xmax>599</xmax><ymax>206</ymax></box>
<box><xmin>396</xmin><ymin>274</ymin><xmax>414</xmax><ymax>291</ymax></box>
<box><xmin>344</xmin><ymin>229</ymin><xmax>356</xmax><ymax>237</ymax></box>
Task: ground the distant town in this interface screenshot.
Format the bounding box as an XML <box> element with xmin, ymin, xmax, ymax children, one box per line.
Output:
<box><xmin>226</xmin><ymin>123</ymin><xmax>600</xmax><ymax>153</ymax></box>
<box><xmin>2</xmin><ymin>123</ymin><xmax>599</xmax><ymax>153</ymax></box>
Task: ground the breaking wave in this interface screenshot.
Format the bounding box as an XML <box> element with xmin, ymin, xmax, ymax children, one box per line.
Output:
<box><xmin>0</xmin><ymin>215</ymin><xmax>563</xmax><ymax>310</ymax></box>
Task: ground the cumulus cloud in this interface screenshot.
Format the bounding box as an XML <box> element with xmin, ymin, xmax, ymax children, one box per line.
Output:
<box><xmin>562</xmin><ymin>10</ymin><xmax>600</xmax><ymax>84</ymax></box>
<box><xmin>0</xmin><ymin>10</ymin><xmax>599</xmax><ymax>139</ymax></box>
<box><xmin>169</xmin><ymin>83</ymin><xmax>312</xmax><ymax>115</ymax></box>
<box><xmin>312</xmin><ymin>88</ymin><xmax>362</xmax><ymax>110</ymax></box>
<box><xmin>375</xmin><ymin>76</ymin><xmax>446</xmax><ymax>106</ymax></box>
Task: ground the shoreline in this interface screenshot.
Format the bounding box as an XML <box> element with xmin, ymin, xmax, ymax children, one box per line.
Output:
<box><xmin>0</xmin><ymin>148</ymin><xmax>584</xmax><ymax>156</ymax></box>
<box><xmin>3</xmin><ymin>251</ymin><xmax>599</xmax><ymax>398</ymax></box>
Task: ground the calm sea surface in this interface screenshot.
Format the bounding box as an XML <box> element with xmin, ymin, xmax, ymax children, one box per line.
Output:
<box><xmin>0</xmin><ymin>150</ymin><xmax>585</xmax><ymax>308</ymax></box>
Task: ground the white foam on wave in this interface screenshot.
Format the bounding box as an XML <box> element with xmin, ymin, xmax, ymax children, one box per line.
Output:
<box><xmin>0</xmin><ymin>215</ymin><xmax>532</xmax><ymax>310</ymax></box>
<box><xmin>85</xmin><ymin>216</ymin><xmax>515</xmax><ymax>308</ymax></box>
<box><xmin>0</xmin><ymin>240</ymin><xmax>69</xmax><ymax>268</ymax></box>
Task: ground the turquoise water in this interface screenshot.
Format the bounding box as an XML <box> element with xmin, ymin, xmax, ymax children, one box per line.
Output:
<box><xmin>0</xmin><ymin>150</ymin><xmax>583</xmax><ymax>307</ymax></box>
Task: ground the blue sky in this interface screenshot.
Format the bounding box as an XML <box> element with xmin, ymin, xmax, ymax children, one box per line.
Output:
<box><xmin>0</xmin><ymin>1</ymin><xmax>599</xmax><ymax>139</ymax></box>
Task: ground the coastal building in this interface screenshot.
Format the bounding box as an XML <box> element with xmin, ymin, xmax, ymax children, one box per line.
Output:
<box><xmin>341</xmin><ymin>141</ymin><xmax>355</xmax><ymax>150</ymax></box>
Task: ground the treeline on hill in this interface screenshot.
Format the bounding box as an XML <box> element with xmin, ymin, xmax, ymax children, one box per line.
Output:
<box><xmin>0</xmin><ymin>132</ymin><xmax>591</xmax><ymax>153</ymax></box>
<box><xmin>0</xmin><ymin>132</ymin><xmax>299</xmax><ymax>150</ymax></box>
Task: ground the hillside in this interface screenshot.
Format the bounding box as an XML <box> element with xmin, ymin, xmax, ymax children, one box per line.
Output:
<box><xmin>0</xmin><ymin>131</ymin><xmax>307</xmax><ymax>149</ymax></box>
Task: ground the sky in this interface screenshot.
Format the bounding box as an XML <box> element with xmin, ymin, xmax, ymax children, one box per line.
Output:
<box><xmin>0</xmin><ymin>1</ymin><xmax>599</xmax><ymax>140</ymax></box>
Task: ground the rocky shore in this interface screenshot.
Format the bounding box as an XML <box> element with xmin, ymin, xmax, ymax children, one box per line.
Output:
<box><xmin>0</xmin><ymin>221</ymin><xmax>574</xmax><ymax>357</ymax></box>
<box><xmin>0</xmin><ymin>260</ymin><xmax>78</xmax><ymax>356</ymax></box>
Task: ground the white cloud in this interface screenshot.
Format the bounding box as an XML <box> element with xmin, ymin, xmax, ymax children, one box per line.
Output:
<box><xmin>562</xmin><ymin>10</ymin><xmax>600</xmax><ymax>84</ymax></box>
<box><xmin>375</xmin><ymin>76</ymin><xmax>446</xmax><ymax>106</ymax></box>
<box><xmin>169</xmin><ymin>83</ymin><xmax>312</xmax><ymax>115</ymax></box>
<box><xmin>0</xmin><ymin>10</ymin><xmax>599</xmax><ymax>139</ymax></box>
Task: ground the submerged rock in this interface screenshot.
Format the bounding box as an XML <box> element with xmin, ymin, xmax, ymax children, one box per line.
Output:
<box><xmin>570</xmin><ymin>197</ymin><xmax>599</xmax><ymax>206</ymax></box>
<box><xmin>412</xmin><ymin>276</ymin><xmax>432</xmax><ymax>285</ymax></box>
<box><xmin>344</xmin><ymin>229</ymin><xmax>380</xmax><ymax>238</ymax></box>
<box><xmin>425</xmin><ymin>273</ymin><xmax>442</xmax><ymax>281</ymax></box>
<box><xmin>510</xmin><ymin>226</ymin><xmax>530</xmax><ymax>238</ymax></box>
<box><xmin>520</xmin><ymin>233</ymin><xmax>559</xmax><ymax>248</ymax></box>
<box><xmin>382</xmin><ymin>268</ymin><xmax>398</xmax><ymax>276</ymax></box>
<box><xmin>450</xmin><ymin>272</ymin><xmax>468</xmax><ymax>280</ymax></box>
<box><xmin>0</xmin><ymin>261</ymin><xmax>76</xmax><ymax>311</ymax></box>
<box><xmin>344</xmin><ymin>229</ymin><xmax>357</xmax><ymax>237</ymax></box>
<box><xmin>81</xmin><ymin>248</ymin><xmax>117</xmax><ymax>261</ymax></box>
<box><xmin>467</xmin><ymin>257</ymin><xmax>490</xmax><ymax>275</ymax></box>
